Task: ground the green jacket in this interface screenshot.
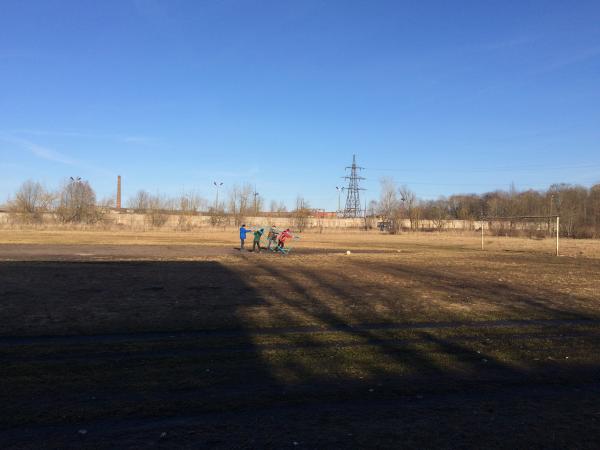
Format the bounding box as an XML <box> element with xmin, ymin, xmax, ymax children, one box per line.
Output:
<box><xmin>253</xmin><ymin>230</ymin><xmax>264</xmax><ymax>241</ymax></box>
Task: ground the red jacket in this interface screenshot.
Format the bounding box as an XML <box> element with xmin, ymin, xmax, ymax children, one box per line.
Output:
<box><xmin>279</xmin><ymin>230</ymin><xmax>292</xmax><ymax>242</ymax></box>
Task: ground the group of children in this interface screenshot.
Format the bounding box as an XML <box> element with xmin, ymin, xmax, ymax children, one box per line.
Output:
<box><xmin>239</xmin><ymin>225</ymin><xmax>293</xmax><ymax>253</ymax></box>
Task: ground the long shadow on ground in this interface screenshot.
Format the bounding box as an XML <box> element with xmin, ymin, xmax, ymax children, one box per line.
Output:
<box><xmin>1</xmin><ymin>260</ymin><xmax>600</xmax><ymax>449</ymax></box>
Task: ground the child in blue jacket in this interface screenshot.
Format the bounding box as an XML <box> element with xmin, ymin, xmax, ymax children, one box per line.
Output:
<box><xmin>239</xmin><ymin>224</ymin><xmax>253</xmax><ymax>250</ymax></box>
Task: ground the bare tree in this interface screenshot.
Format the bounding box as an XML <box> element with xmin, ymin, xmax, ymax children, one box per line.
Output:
<box><xmin>376</xmin><ymin>177</ymin><xmax>401</xmax><ymax>233</ymax></box>
<box><xmin>268</xmin><ymin>200</ymin><xmax>288</xmax><ymax>217</ymax></box>
<box><xmin>208</xmin><ymin>203</ymin><xmax>227</xmax><ymax>227</ymax></box>
<box><xmin>367</xmin><ymin>199</ymin><xmax>378</xmax><ymax>217</ymax></box>
<box><xmin>253</xmin><ymin>194</ymin><xmax>264</xmax><ymax>216</ymax></box>
<box><xmin>177</xmin><ymin>191</ymin><xmax>207</xmax><ymax>230</ymax></box>
<box><xmin>398</xmin><ymin>185</ymin><xmax>419</xmax><ymax>230</ymax></box>
<box><xmin>276</xmin><ymin>201</ymin><xmax>287</xmax><ymax>213</ymax></box>
<box><xmin>588</xmin><ymin>184</ymin><xmax>600</xmax><ymax>238</ymax></box>
<box><xmin>293</xmin><ymin>196</ymin><xmax>311</xmax><ymax>232</ymax></box>
<box><xmin>549</xmin><ymin>183</ymin><xmax>588</xmax><ymax>237</ymax></box>
<box><xmin>146</xmin><ymin>193</ymin><xmax>172</xmax><ymax>228</ymax></box>
<box><xmin>8</xmin><ymin>180</ymin><xmax>53</xmax><ymax>223</ymax></box>
<box><xmin>421</xmin><ymin>199</ymin><xmax>449</xmax><ymax>230</ymax></box>
<box><xmin>378</xmin><ymin>178</ymin><xmax>398</xmax><ymax>218</ymax></box>
<box><xmin>239</xmin><ymin>183</ymin><xmax>253</xmax><ymax>216</ymax></box>
<box><xmin>227</xmin><ymin>183</ymin><xmax>253</xmax><ymax>226</ymax></box>
<box><xmin>127</xmin><ymin>190</ymin><xmax>152</xmax><ymax>211</ymax></box>
<box><xmin>56</xmin><ymin>178</ymin><xmax>99</xmax><ymax>223</ymax></box>
<box><xmin>179</xmin><ymin>191</ymin><xmax>206</xmax><ymax>214</ymax></box>
<box><xmin>99</xmin><ymin>195</ymin><xmax>116</xmax><ymax>209</ymax></box>
<box><xmin>227</xmin><ymin>186</ymin><xmax>241</xmax><ymax>226</ymax></box>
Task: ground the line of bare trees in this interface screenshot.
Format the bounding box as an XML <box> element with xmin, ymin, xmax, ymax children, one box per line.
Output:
<box><xmin>372</xmin><ymin>178</ymin><xmax>422</xmax><ymax>232</ymax></box>
<box><xmin>13</xmin><ymin>176</ymin><xmax>596</xmax><ymax>237</ymax></box>
<box><xmin>6</xmin><ymin>179</ymin><xmax>104</xmax><ymax>224</ymax></box>
<box><xmin>374</xmin><ymin>178</ymin><xmax>600</xmax><ymax>238</ymax></box>
<box><xmin>127</xmin><ymin>189</ymin><xmax>207</xmax><ymax>228</ymax></box>
<box><xmin>5</xmin><ymin>179</ymin><xmax>293</xmax><ymax>228</ymax></box>
<box><xmin>207</xmin><ymin>183</ymin><xmax>290</xmax><ymax>226</ymax></box>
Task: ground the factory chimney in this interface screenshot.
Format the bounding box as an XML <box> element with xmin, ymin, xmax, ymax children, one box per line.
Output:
<box><xmin>116</xmin><ymin>175</ymin><xmax>122</xmax><ymax>210</ymax></box>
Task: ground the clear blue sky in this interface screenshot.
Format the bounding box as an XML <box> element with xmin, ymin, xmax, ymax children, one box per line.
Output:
<box><xmin>1</xmin><ymin>0</ymin><xmax>599</xmax><ymax>210</ymax></box>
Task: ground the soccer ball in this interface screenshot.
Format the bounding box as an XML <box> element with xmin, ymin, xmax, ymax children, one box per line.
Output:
<box><xmin>346</xmin><ymin>250</ymin><xmax>351</xmax><ymax>255</ymax></box>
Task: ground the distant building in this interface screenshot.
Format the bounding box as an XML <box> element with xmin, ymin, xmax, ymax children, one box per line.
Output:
<box><xmin>313</xmin><ymin>210</ymin><xmax>337</xmax><ymax>218</ymax></box>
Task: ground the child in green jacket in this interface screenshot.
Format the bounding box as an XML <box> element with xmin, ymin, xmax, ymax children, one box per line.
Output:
<box><xmin>252</xmin><ymin>228</ymin><xmax>264</xmax><ymax>252</ymax></box>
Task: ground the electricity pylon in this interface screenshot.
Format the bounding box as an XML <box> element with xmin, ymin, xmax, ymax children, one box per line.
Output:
<box><xmin>342</xmin><ymin>154</ymin><xmax>365</xmax><ymax>218</ymax></box>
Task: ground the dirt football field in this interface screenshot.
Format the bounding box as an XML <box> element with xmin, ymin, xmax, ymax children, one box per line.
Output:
<box><xmin>1</xmin><ymin>230</ymin><xmax>600</xmax><ymax>449</ymax></box>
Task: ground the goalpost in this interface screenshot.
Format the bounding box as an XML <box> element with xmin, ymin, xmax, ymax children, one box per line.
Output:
<box><xmin>479</xmin><ymin>215</ymin><xmax>560</xmax><ymax>256</ymax></box>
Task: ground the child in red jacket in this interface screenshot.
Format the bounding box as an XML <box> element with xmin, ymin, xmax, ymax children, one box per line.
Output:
<box><xmin>277</xmin><ymin>228</ymin><xmax>292</xmax><ymax>249</ymax></box>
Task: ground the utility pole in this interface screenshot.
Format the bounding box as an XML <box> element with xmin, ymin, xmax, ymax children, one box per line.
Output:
<box><xmin>253</xmin><ymin>186</ymin><xmax>259</xmax><ymax>216</ymax></box>
<box><xmin>341</xmin><ymin>155</ymin><xmax>366</xmax><ymax>218</ymax></box>
<box><xmin>213</xmin><ymin>181</ymin><xmax>223</xmax><ymax>210</ymax></box>
<box><xmin>400</xmin><ymin>195</ymin><xmax>406</xmax><ymax>231</ymax></box>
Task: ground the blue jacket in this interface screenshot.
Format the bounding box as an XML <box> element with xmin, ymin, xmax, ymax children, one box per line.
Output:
<box><xmin>239</xmin><ymin>227</ymin><xmax>251</xmax><ymax>239</ymax></box>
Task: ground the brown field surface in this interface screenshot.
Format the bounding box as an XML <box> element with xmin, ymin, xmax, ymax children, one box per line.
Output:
<box><xmin>1</xmin><ymin>230</ymin><xmax>600</xmax><ymax>448</ymax></box>
<box><xmin>2</xmin><ymin>228</ymin><xmax>600</xmax><ymax>257</ymax></box>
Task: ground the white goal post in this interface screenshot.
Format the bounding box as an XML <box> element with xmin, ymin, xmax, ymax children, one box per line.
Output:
<box><xmin>479</xmin><ymin>215</ymin><xmax>560</xmax><ymax>256</ymax></box>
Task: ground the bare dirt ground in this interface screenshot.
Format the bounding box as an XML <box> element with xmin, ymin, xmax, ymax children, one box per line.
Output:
<box><xmin>1</xmin><ymin>230</ymin><xmax>600</xmax><ymax>449</ymax></box>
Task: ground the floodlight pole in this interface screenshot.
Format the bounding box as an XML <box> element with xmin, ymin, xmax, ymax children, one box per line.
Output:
<box><xmin>336</xmin><ymin>186</ymin><xmax>344</xmax><ymax>214</ymax></box>
<box><xmin>213</xmin><ymin>181</ymin><xmax>223</xmax><ymax>209</ymax></box>
<box><xmin>253</xmin><ymin>187</ymin><xmax>259</xmax><ymax>216</ymax></box>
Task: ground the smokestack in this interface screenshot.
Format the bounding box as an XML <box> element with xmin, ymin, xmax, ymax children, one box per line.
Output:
<box><xmin>117</xmin><ymin>175</ymin><xmax>122</xmax><ymax>209</ymax></box>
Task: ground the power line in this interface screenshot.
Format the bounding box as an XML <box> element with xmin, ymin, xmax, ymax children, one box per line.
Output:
<box><xmin>366</xmin><ymin>162</ymin><xmax>600</xmax><ymax>173</ymax></box>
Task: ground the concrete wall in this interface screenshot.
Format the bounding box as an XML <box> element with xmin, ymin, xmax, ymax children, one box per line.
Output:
<box><xmin>2</xmin><ymin>210</ymin><xmax>549</xmax><ymax>232</ymax></box>
<box><xmin>108</xmin><ymin>211</ymin><xmax>370</xmax><ymax>230</ymax></box>
<box><xmin>0</xmin><ymin>210</ymin><xmax>487</xmax><ymax>231</ymax></box>
<box><xmin>0</xmin><ymin>210</ymin><xmax>369</xmax><ymax>230</ymax></box>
